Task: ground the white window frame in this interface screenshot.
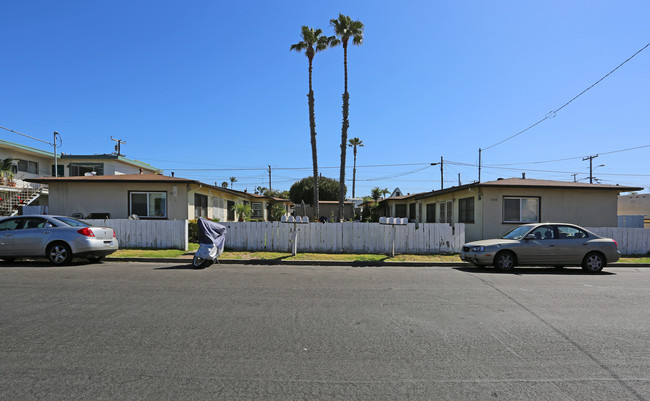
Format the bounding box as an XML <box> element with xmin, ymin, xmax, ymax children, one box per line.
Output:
<box><xmin>251</xmin><ymin>202</ymin><xmax>263</xmax><ymax>218</ymax></box>
<box><xmin>503</xmin><ymin>196</ymin><xmax>540</xmax><ymax>223</ymax></box>
<box><xmin>129</xmin><ymin>191</ymin><xmax>167</xmax><ymax>218</ymax></box>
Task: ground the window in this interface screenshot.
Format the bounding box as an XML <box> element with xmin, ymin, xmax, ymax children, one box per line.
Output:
<box><xmin>458</xmin><ymin>197</ymin><xmax>475</xmax><ymax>223</ymax></box>
<box><xmin>0</xmin><ymin>218</ymin><xmax>23</xmax><ymax>231</ymax></box>
<box><xmin>252</xmin><ymin>202</ymin><xmax>263</xmax><ymax>218</ymax></box>
<box><xmin>194</xmin><ymin>194</ymin><xmax>208</xmax><ymax>218</ymax></box>
<box><xmin>440</xmin><ymin>201</ymin><xmax>453</xmax><ymax>224</ymax></box>
<box><xmin>227</xmin><ymin>200</ymin><xmax>235</xmax><ymax>221</ymax></box>
<box><xmin>426</xmin><ymin>203</ymin><xmax>436</xmax><ymax>223</ymax></box>
<box><xmin>395</xmin><ymin>204</ymin><xmax>407</xmax><ymax>218</ymax></box>
<box><xmin>557</xmin><ymin>225</ymin><xmax>589</xmax><ymax>239</ymax></box>
<box><xmin>51</xmin><ymin>164</ymin><xmax>65</xmax><ymax>177</ymax></box>
<box><xmin>129</xmin><ymin>192</ymin><xmax>167</xmax><ymax>218</ymax></box>
<box><xmin>69</xmin><ymin>163</ymin><xmax>104</xmax><ymax>176</ymax></box>
<box><xmin>17</xmin><ymin>160</ymin><xmax>39</xmax><ymax>174</ymax></box>
<box><xmin>503</xmin><ymin>197</ymin><xmax>539</xmax><ymax>223</ymax></box>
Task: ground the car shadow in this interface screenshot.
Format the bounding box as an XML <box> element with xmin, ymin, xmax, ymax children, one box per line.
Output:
<box><xmin>0</xmin><ymin>259</ymin><xmax>99</xmax><ymax>268</ymax></box>
<box><xmin>454</xmin><ymin>266</ymin><xmax>616</xmax><ymax>275</ymax></box>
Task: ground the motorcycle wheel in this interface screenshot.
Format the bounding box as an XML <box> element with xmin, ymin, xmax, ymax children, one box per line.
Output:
<box><xmin>192</xmin><ymin>255</ymin><xmax>213</xmax><ymax>269</ymax></box>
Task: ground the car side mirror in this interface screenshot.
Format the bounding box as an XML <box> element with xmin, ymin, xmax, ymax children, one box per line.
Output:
<box><xmin>45</xmin><ymin>223</ymin><xmax>54</xmax><ymax>228</ymax></box>
<box><xmin>525</xmin><ymin>234</ymin><xmax>536</xmax><ymax>240</ymax></box>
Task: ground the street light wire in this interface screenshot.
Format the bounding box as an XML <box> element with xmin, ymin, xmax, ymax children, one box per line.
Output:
<box><xmin>482</xmin><ymin>42</ymin><xmax>650</xmax><ymax>151</ymax></box>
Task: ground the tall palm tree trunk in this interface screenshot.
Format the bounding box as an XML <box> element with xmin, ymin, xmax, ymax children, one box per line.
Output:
<box><xmin>352</xmin><ymin>147</ymin><xmax>357</xmax><ymax>198</ymax></box>
<box><xmin>338</xmin><ymin>44</ymin><xmax>349</xmax><ymax>221</ymax></box>
<box><xmin>308</xmin><ymin>60</ymin><xmax>319</xmax><ymax>220</ymax></box>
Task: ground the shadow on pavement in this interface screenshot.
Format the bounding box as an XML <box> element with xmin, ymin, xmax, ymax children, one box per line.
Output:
<box><xmin>454</xmin><ymin>266</ymin><xmax>616</xmax><ymax>275</ymax></box>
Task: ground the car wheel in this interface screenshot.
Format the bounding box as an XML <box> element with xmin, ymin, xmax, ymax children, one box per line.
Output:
<box><xmin>87</xmin><ymin>256</ymin><xmax>106</xmax><ymax>263</ymax></box>
<box><xmin>192</xmin><ymin>255</ymin><xmax>213</xmax><ymax>269</ymax></box>
<box><xmin>47</xmin><ymin>243</ymin><xmax>73</xmax><ymax>266</ymax></box>
<box><xmin>494</xmin><ymin>251</ymin><xmax>516</xmax><ymax>272</ymax></box>
<box><xmin>582</xmin><ymin>252</ymin><xmax>605</xmax><ymax>273</ymax></box>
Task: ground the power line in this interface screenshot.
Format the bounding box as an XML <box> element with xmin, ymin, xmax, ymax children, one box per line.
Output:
<box><xmin>482</xmin><ymin>42</ymin><xmax>650</xmax><ymax>151</ymax></box>
<box><xmin>1</xmin><ymin>125</ymin><xmax>52</xmax><ymax>145</ymax></box>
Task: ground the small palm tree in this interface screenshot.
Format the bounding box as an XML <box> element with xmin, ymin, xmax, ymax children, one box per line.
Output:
<box><xmin>381</xmin><ymin>188</ymin><xmax>390</xmax><ymax>198</ymax></box>
<box><xmin>229</xmin><ymin>176</ymin><xmax>237</xmax><ymax>190</ymax></box>
<box><xmin>221</xmin><ymin>181</ymin><xmax>229</xmax><ymax>188</ymax></box>
<box><xmin>330</xmin><ymin>14</ymin><xmax>364</xmax><ymax>221</ymax></box>
<box><xmin>291</xmin><ymin>26</ymin><xmax>334</xmax><ymax>220</ymax></box>
<box><xmin>347</xmin><ymin>137</ymin><xmax>364</xmax><ymax>198</ymax></box>
<box><xmin>231</xmin><ymin>203</ymin><xmax>252</xmax><ymax>222</ymax></box>
<box><xmin>371</xmin><ymin>187</ymin><xmax>382</xmax><ymax>205</ymax></box>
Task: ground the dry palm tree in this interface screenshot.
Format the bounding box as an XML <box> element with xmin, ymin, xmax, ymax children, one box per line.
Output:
<box><xmin>330</xmin><ymin>14</ymin><xmax>364</xmax><ymax>221</ymax></box>
<box><xmin>291</xmin><ymin>26</ymin><xmax>334</xmax><ymax>220</ymax></box>
<box><xmin>347</xmin><ymin>137</ymin><xmax>364</xmax><ymax>198</ymax></box>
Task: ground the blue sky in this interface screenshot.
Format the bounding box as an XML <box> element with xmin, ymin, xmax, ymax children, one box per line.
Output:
<box><xmin>2</xmin><ymin>1</ymin><xmax>649</xmax><ymax>196</ymax></box>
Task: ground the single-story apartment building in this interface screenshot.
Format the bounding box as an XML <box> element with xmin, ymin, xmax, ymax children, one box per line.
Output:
<box><xmin>27</xmin><ymin>173</ymin><xmax>292</xmax><ymax>222</ymax></box>
<box><xmin>379</xmin><ymin>177</ymin><xmax>643</xmax><ymax>242</ymax></box>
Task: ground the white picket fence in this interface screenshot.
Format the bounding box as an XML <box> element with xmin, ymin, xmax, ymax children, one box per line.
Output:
<box><xmin>219</xmin><ymin>222</ymin><xmax>465</xmax><ymax>254</ymax></box>
<box><xmin>587</xmin><ymin>227</ymin><xmax>650</xmax><ymax>255</ymax></box>
<box><xmin>86</xmin><ymin>219</ymin><xmax>188</xmax><ymax>250</ymax></box>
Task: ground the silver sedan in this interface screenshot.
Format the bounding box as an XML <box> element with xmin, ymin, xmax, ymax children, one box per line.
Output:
<box><xmin>0</xmin><ymin>215</ymin><xmax>119</xmax><ymax>265</ymax></box>
<box><xmin>459</xmin><ymin>223</ymin><xmax>620</xmax><ymax>273</ymax></box>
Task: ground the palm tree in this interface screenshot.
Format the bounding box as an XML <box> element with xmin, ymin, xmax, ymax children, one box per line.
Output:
<box><xmin>291</xmin><ymin>26</ymin><xmax>334</xmax><ymax>220</ymax></box>
<box><xmin>347</xmin><ymin>137</ymin><xmax>364</xmax><ymax>198</ymax></box>
<box><xmin>370</xmin><ymin>187</ymin><xmax>382</xmax><ymax>205</ymax></box>
<box><xmin>229</xmin><ymin>176</ymin><xmax>237</xmax><ymax>190</ymax></box>
<box><xmin>330</xmin><ymin>14</ymin><xmax>364</xmax><ymax>221</ymax></box>
<box><xmin>221</xmin><ymin>181</ymin><xmax>229</xmax><ymax>188</ymax></box>
<box><xmin>381</xmin><ymin>188</ymin><xmax>390</xmax><ymax>199</ymax></box>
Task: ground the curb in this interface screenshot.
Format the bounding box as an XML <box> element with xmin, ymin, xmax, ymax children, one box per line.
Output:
<box><xmin>105</xmin><ymin>257</ymin><xmax>650</xmax><ymax>268</ymax></box>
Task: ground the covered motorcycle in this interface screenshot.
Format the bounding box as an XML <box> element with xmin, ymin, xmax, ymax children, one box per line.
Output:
<box><xmin>192</xmin><ymin>218</ymin><xmax>227</xmax><ymax>269</ymax></box>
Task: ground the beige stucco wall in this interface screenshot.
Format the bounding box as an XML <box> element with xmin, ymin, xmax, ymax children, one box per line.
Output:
<box><xmin>411</xmin><ymin>186</ymin><xmax>620</xmax><ymax>242</ymax></box>
<box><xmin>47</xmin><ymin>182</ymin><xmax>189</xmax><ymax>219</ymax></box>
<box><xmin>188</xmin><ymin>185</ymin><xmax>251</xmax><ymax>221</ymax></box>
<box><xmin>479</xmin><ymin>187</ymin><xmax>618</xmax><ymax>241</ymax></box>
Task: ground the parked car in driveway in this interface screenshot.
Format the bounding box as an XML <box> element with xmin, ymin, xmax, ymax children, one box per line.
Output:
<box><xmin>0</xmin><ymin>215</ymin><xmax>118</xmax><ymax>265</ymax></box>
<box><xmin>459</xmin><ymin>223</ymin><xmax>620</xmax><ymax>273</ymax></box>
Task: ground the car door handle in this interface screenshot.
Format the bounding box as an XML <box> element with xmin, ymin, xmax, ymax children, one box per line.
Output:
<box><xmin>548</xmin><ymin>244</ymin><xmax>555</xmax><ymax>247</ymax></box>
<box><xmin>42</xmin><ymin>231</ymin><xmax>50</xmax><ymax>235</ymax></box>
<box><xmin>4</xmin><ymin>233</ymin><xmax>11</xmax><ymax>237</ymax></box>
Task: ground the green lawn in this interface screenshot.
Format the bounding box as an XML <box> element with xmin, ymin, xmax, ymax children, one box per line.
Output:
<box><xmin>110</xmin><ymin>245</ymin><xmax>649</xmax><ymax>264</ymax></box>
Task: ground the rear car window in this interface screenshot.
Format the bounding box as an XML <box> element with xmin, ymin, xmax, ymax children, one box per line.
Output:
<box><xmin>51</xmin><ymin>216</ymin><xmax>90</xmax><ymax>227</ymax></box>
<box><xmin>0</xmin><ymin>218</ymin><xmax>23</xmax><ymax>231</ymax></box>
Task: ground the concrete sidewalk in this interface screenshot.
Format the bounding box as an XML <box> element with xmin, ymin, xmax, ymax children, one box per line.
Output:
<box><xmin>105</xmin><ymin>254</ymin><xmax>650</xmax><ymax>268</ymax></box>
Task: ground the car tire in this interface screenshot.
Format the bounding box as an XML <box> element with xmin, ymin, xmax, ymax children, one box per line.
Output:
<box><xmin>192</xmin><ymin>255</ymin><xmax>212</xmax><ymax>269</ymax></box>
<box><xmin>494</xmin><ymin>251</ymin><xmax>516</xmax><ymax>272</ymax></box>
<box><xmin>47</xmin><ymin>243</ymin><xmax>73</xmax><ymax>266</ymax></box>
<box><xmin>87</xmin><ymin>256</ymin><xmax>106</xmax><ymax>263</ymax></box>
<box><xmin>582</xmin><ymin>252</ymin><xmax>605</xmax><ymax>273</ymax></box>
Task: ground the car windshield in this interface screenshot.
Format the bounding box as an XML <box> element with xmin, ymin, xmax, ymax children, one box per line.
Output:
<box><xmin>51</xmin><ymin>216</ymin><xmax>90</xmax><ymax>227</ymax></box>
<box><xmin>499</xmin><ymin>225</ymin><xmax>532</xmax><ymax>240</ymax></box>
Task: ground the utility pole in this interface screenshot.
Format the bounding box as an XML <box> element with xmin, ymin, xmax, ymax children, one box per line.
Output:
<box><xmin>53</xmin><ymin>131</ymin><xmax>61</xmax><ymax>177</ymax></box>
<box><xmin>571</xmin><ymin>173</ymin><xmax>578</xmax><ymax>182</ymax></box>
<box><xmin>458</xmin><ymin>173</ymin><xmax>461</xmax><ymax>186</ymax></box>
<box><xmin>583</xmin><ymin>154</ymin><xmax>598</xmax><ymax>184</ymax></box>
<box><xmin>111</xmin><ymin>137</ymin><xmax>126</xmax><ymax>156</ymax></box>
<box><xmin>440</xmin><ymin>156</ymin><xmax>444</xmax><ymax>190</ymax></box>
<box><xmin>478</xmin><ymin>148</ymin><xmax>482</xmax><ymax>183</ymax></box>
<box><xmin>268</xmin><ymin>165</ymin><xmax>272</xmax><ymax>193</ymax></box>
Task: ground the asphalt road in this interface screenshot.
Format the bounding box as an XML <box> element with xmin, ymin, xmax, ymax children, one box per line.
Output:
<box><xmin>1</xmin><ymin>261</ymin><xmax>649</xmax><ymax>401</ymax></box>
